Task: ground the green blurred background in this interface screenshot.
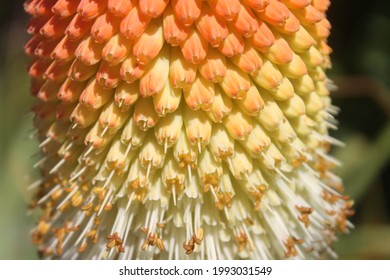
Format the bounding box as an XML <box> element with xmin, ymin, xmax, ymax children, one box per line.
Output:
<box><xmin>0</xmin><ymin>1</ymin><xmax>389</xmax><ymax>259</ymax></box>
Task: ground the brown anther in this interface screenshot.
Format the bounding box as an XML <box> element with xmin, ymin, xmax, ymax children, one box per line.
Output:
<box><xmin>333</xmin><ymin>199</ymin><xmax>355</xmax><ymax>233</ymax></box>
<box><xmin>106</xmin><ymin>232</ymin><xmax>125</xmax><ymax>253</ymax></box>
<box><xmin>217</xmin><ymin>147</ymin><xmax>233</xmax><ymax>160</ymax></box>
<box><xmin>147</xmin><ymin>232</ymin><xmax>158</xmax><ymax>246</ymax></box>
<box><xmin>78</xmin><ymin>241</ymin><xmax>88</xmax><ymax>253</ymax></box>
<box><xmin>81</xmin><ymin>202</ymin><xmax>93</xmax><ymax>211</ymax></box>
<box><xmin>87</xmin><ymin>230</ymin><xmax>99</xmax><ymax>244</ymax></box>
<box><xmin>285</xmin><ymin>246</ymin><xmax>297</xmax><ymax>258</ymax></box>
<box><xmin>284</xmin><ymin>236</ymin><xmax>303</xmax><ymax>258</ymax></box>
<box><xmin>166</xmin><ymin>178</ymin><xmax>185</xmax><ymax>194</ymax></box>
<box><xmin>178</xmin><ymin>152</ymin><xmax>195</xmax><ymax>165</ymax></box>
<box><xmin>202</xmin><ymin>174</ymin><xmax>220</xmax><ymax>193</ymax></box>
<box><xmin>118</xmin><ymin>245</ymin><xmax>125</xmax><ymax>253</ymax></box>
<box><xmin>104</xmin><ymin>202</ymin><xmax>113</xmax><ymax>211</ymax></box>
<box><xmin>296</xmin><ymin>206</ymin><xmax>314</xmax><ymax>228</ymax></box>
<box><xmin>235</xmin><ymin>231</ymin><xmax>249</xmax><ymax>253</ymax></box>
<box><xmin>128</xmin><ymin>180</ymin><xmax>140</xmax><ymax>189</ymax></box>
<box><xmin>249</xmin><ymin>185</ymin><xmax>267</xmax><ymax>211</ymax></box>
<box><xmin>215</xmin><ymin>193</ymin><xmax>232</xmax><ymax>209</ymax></box>
<box><xmin>156</xmin><ymin>223</ymin><xmax>165</xmax><ymax>229</ymax></box>
<box><xmin>183</xmin><ymin>240</ymin><xmax>195</xmax><ymax>255</ymax></box>
<box><xmin>217</xmin><ymin>193</ymin><xmax>232</xmax><ymax>209</ymax></box>
<box><xmin>326</xmin><ymin>210</ymin><xmax>336</xmax><ymax>216</ymax></box>
<box><xmin>106</xmin><ymin>238</ymin><xmax>116</xmax><ymax>249</ymax></box>
<box><xmin>64</xmin><ymin>221</ymin><xmax>79</xmax><ymax>233</ymax></box>
<box><xmin>92</xmin><ymin>186</ymin><xmax>105</xmax><ymax>195</ymax></box>
<box><xmin>63</xmin><ymin>186</ymin><xmax>76</xmax><ymax>192</ymax></box>
<box><xmin>141</xmin><ymin>241</ymin><xmax>148</xmax><ymax>251</ymax></box>
<box><xmin>292</xmin><ymin>154</ymin><xmax>307</xmax><ymax>168</ymax></box>
<box><xmin>336</xmin><ymin>214</ymin><xmax>347</xmax><ymax>233</ymax></box>
<box><xmin>322</xmin><ymin>191</ymin><xmax>343</xmax><ymax>204</ymax></box>
<box><xmin>314</xmin><ymin>157</ymin><xmax>336</xmax><ymax>176</ymax></box>
<box><xmin>156</xmin><ymin>238</ymin><xmax>165</xmax><ymax>251</ymax></box>
<box><xmin>183</xmin><ymin>229</ymin><xmax>204</xmax><ymax>255</ymax></box>
<box><xmin>128</xmin><ymin>186</ymin><xmax>148</xmax><ymax>202</ymax></box>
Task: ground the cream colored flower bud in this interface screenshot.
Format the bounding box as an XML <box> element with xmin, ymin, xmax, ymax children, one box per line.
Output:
<box><xmin>139</xmin><ymin>44</ymin><xmax>169</xmax><ymax>97</ymax></box>
<box><xmin>220</xmin><ymin>63</ymin><xmax>251</xmax><ymax>99</ymax></box>
<box><xmin>155</xmin><ymin>111</ymin><xmax>183</xmax><ymax>150</ymax></box>
<box><xmin>256</xmin><ymin>91</ymin><xmax>285</xmax><ymax>131</ymax></box>
<box><xmin>70</xmin><ymin>103</ymin><xmax>100</xmax><ymax>128</ymax></box>
<box><xmin>207</xmin><ymin>85</ymin><xmax>233</xmax><ymax>123</ymax></box>
<box><xmin>278</xmin><ymin>94</ymin><xmax>306</xmax><ymax>118</ymax></box>
<box><xmin>121</xmin><ymin>116</ymin><xmax>148</xmax><ymax>149</ymax></box>
<box><xmin>114</xmin><ymin>81</ymin><xmax>139</xmax><ymax>110</ymax></box>
<box><xmin>138</xmin><ymin>135</ymin><xmax>166</xmax><ymax>172</ymax></box>
<box><xmin>105</xmin><ymin>136</ymin><xmax>135</xmax><ymax>172</ymax></box>
<box><xmin>223</xmin><ymin>106</ymin><xmax>253</xmax><ymax>140</ymax></box>
<box><xmin>209</xmin><ymin>124</ymin><xmax>235</xmax><ymax>162</ymax></box>
<box><xmin>169</xmin><ymin>47</ymin><xmax>196</xmax><ymax>88</ymax></box>
<box><xmin>183</xmin><ymin>75</ymin><xmax>214</xmax><ymax>111</ymax></box>
<box><xmin>79</xmin><ymin>78</ymin><xmax>113</xmax><ymax>110</ymax></box>
<box><xmin>252</xmin><ymin>60</ymin><xmax>283</xmax><ymax>91</ymax></box>
<box><xmin>133</xmin><ymin>97</ymin><xmax>160</xmax><ymax>131</ymax></box>
<box><xmin>228</xmin><ymin>144</ymin><xmax>253</xmax><ymax>180</ymax></box>
<box><xmin>153</xmin><ymin>80</ymin><xmax>182</xmax><ymax>116</ymax></box>
<box><xmin>99</xmin><ymin>100</ymin><xmax>132</xmax><ymax>134</ymax></box>
<box><xmin>241</xmin><ymin>123</ymin><xmax>271</xmax><ymax>157</ymax></box>
<box><xmin>279</xmin><ymin>53</ymin><xmax>308</xmax><ymax>79</ymax></box>
<box><xmin>292</xmin><ymin>74</ymin><xmax>316</xmax><ymax>96</ymax></box>
<box><xmin>184</xmin><ymin>107</ymin><xmax>212</xmax><ymax>151</ymax></box>
<box><xmin>236</xmin><ymin>82</ymin><xmax>264</xmax><ymax>116</ymax></box>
